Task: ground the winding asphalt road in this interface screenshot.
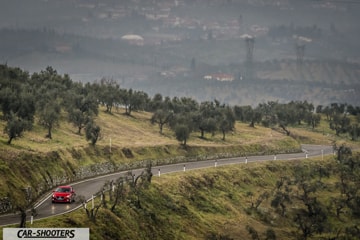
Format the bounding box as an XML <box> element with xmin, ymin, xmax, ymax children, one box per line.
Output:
<box><xmin>0</xmin><ymin>144</ymin><xmax>334</xmax><ymax>227</ymax></box>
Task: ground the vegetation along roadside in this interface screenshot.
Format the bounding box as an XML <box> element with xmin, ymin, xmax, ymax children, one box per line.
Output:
<box><xmin>0</xmin><ymin>64</ymin><xmax>360</xmax><ymax>239</ymax></box>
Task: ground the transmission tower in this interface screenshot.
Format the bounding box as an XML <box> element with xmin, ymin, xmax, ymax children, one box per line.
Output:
<box><xmin>295</xmin><ymin>43</ymin><xmax>305</xmax><ymax>71</ymax></box>
<box><xmin>244</xmin><ymin>36</ymin><xmax>255</xmax><ymax>80</ymax></box>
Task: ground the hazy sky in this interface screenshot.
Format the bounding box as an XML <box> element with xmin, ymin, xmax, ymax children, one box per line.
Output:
<box><xmin>1</xmin><ymin>0</ymin><xmax>359</xmax><ymax>106</ymax></box>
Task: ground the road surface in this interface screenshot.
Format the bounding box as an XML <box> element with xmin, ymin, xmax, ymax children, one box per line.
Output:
<box><xmin>0</xmin><ymin>144</ymin><xmax>334</xmax><ymax>227</ymax></box>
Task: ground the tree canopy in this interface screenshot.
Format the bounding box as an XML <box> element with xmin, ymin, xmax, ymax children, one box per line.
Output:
<box><xmin>1</xmin><ymin>64</ymin><xmax>360</xmax><ymax>145</ymax></box>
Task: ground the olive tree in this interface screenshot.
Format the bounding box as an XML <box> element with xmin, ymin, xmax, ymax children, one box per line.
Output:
<box><xmin>65</xmin><ymin>85</ymin><xmax>98</xmax><ymax>135</ymax></box>
<box><xmin>175</xmin><ymin>124</ymin><xmax>190</xmax><ymax>146</ymax></box>
<box><xmin>85</xmin><ymin>120</ymin><xmax>101</xmax><ymax>145</ymax></box>
<box><xmin>4</xmin><ymin>111</ymin><xmax>32</xmax><ymax>144</ymax></box>
<box><xmin>151</xmin><ymin>109</ymin><xmax>173</xmax><ymax>134</ymax></box>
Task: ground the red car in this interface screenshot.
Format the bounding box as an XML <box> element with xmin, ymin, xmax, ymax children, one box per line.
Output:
<box><xmin>51</xmin><ymin>185</ymin><xmax>76</xmax><ymax>203</ymax></box>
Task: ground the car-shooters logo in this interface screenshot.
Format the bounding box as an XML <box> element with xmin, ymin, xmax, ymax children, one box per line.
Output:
<box><xmin>3</xmin><ymin>228</ymin><xmax>89</xmax><ymax>240</ymax></box>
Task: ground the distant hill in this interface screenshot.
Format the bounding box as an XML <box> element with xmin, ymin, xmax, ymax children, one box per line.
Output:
<box><xmin>1</xmin><ymin>27</ymin><xmax>359</xmax><ymax>106</ymax></box>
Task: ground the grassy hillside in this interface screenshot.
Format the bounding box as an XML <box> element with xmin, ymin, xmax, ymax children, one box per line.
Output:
<box><xmin>0</xmin><ymin>106</ymin><xmax>359</xmax><ymax>239</ymax></box>
<box><xmin>7</xmin><ymin>154</ymin><xmax>359</xmax><ymax>240</ymax></box>
<box><xmin>0</xmin><ymin>107</ymin><xmax>307</xmax><ymax>201</ymax></box>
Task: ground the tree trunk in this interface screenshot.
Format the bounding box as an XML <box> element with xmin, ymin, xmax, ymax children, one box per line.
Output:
<box><xmin>280</xmin><ymin>124</ymin><xmax>290</xmax><ymax>136</ymax></box>
<box><xmin>159</xmin><ymin>123</ymin><xmax>163</xmax><ymax>134</ymax></box>
<box><xmin>47</xmin><ymin>126</ymin><xmax>52</xmax><ymax>139</ymax></box>
<box><xmin>19</xmin><ymin>210</ymin><xmax>26</xmax><ymax>228</ymax></box>
<box><xmin>249</xmin><ymin>120</ymin><xmax>255</xmax><ymax>128</ymax></box>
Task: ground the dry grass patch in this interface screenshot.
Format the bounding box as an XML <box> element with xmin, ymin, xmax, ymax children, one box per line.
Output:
<box><xmin>97</xmin><ymin>110</ymin><xmax>178</xmax><ymax>147</ymax></box>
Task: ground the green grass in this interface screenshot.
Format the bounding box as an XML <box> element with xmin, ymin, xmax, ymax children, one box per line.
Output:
<box><xmin>0</xmin><ymin>107</ymin><xmax>359</xmax><ymax>239</ymax></box>
<box><xmin>0</xmin><ymin>107</ymin><xmax>305</xmax><ymax>199</ymax></box>
<box><xmin>3</xmin><ymin>154</ymin><xmax>358</xmax><ymax>240</ymax></box>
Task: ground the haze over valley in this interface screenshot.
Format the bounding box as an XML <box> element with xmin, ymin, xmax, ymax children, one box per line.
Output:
<box><xmin>1</xmin><ymin>0</ymin><xmax>360</xmax><ymax>106</ymax></box>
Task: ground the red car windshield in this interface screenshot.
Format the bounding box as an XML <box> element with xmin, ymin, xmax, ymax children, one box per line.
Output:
<box><xmin>55</xmin><ymin>187</ymin><xmax>71</xmax><ymax>193</ymax></box>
